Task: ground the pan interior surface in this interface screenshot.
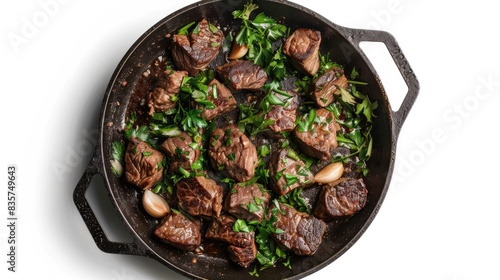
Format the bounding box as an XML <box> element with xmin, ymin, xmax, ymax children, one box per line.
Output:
<box><xmin>99</xmin><ymin>0</ymin><xmax>394</xmax><ymax>279</ymax></box>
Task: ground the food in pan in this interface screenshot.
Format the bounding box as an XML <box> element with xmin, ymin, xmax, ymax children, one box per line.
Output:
<box><xmin>110</xmin><ymin>1</ymin><xmax>377</xmax><ymax>275</ymax></box>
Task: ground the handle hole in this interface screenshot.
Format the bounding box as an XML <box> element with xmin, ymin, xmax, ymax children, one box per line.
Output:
<box><xmin>359</xmin><ymin>41</ymin><xmax>408</xmax><ymax>111</ymax></box>
<box><xmin>85</xmin><ymin>175</ymin><xmax>134</xmax><ymax>243</ymax></box>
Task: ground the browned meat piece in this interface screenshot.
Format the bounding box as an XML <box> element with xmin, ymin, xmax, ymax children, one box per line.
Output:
<box><xmin>208</xmin><ymin>125</ymin><xmax>258</xmax><ymax>182</ymax></box>
<box><xmin>205</xmin><ymin>215</ymin><xmax>257</xmax><ymax>268</ymax></box>
<box><xmin>171</xmin><ymin>19</ymin><xmax>223</xmax><ymax>76</ymax></box>
<box><xmin>154</xmin><ymin>211</ymin><xmax>201</xmax><ymax>252</ymax></box>
<box><xmin>201</xmin><ymin>79</ymin><xmax>237</xmax><ymax>121</ymax></box>
<box><xmin>148</xmin><ymin>70</ymin><xmax>188</xmax><ymax>115</ymax></box>
<box><xmin>216</xmin><ymin>60</ymin><xmax>267</xmax><ymax>91</ymax></box>
<box><xmin>228</xmin><ymin>242</ymin><xmax>257</xmax><ymax>268</ymax></box>
<box><xmin>124</xmin><ymin>137</ymin><xmax>164</xmax><ymax>190</ymax></box>
<box><xmin>294</xmin><ymin>108</ymin><xmax>338</xmax><ymax>160</ymax></box>
<box><xmin>205</xmin><ymin>214</ymin><xmax>254</xmax><ymax>247</ymax></box>
<box><xmin>269</xmin><ymin>148</ymin><xmax>314</xmax><ymax>196</ymax></box>
<box><xmin>314</xmin><ymin>178</ymin><xmax>368</xmax><ymax>220</ymax></box>
<box><xmin>224</xmin><ymin>183</ymin><xmax>271</xmax><ymax>222</ymax></box>
<box><xmin>268</xmin><ymin>202</ymin><xmax>326</xmax><ymax>256</ymax></box>
<box><xmin>283</xmin><ymin>28</ymin><xmax>321</xmax><ymax>76</ymax></box>
<box><xmin>160</xmin><ymin>132</ymin><xmax>201</xmax><ymax>173</ymax></box>
<box><xmin>176</xmin><ymin>176</ymin><xmax>223</xmax><ymax>218</ymax></box>
<box><xmin>263</xmin><ymin>90</ymin><xmax>298</xmax><ymax>137</ymax></box>
<box><xmin>310</xmin><ymin>67</ymin><xmax>348</xmax><ymax>107</ymax></box>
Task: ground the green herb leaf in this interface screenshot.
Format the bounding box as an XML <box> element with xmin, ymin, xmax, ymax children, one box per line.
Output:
<box><xmin>296</xmin><ymin>108</ymin><xmax>316</xmax><ymax>132</ymax></box>
<box><xmin>279</xmin><ymin>188</ymin><xmax>310</xmax><ymax>213</ymax></box>
<box><xmin>355</xmin><ymin>96</ymin><xmax>378</xmax><ymax>123</ymax></box>
<box><xmin>339</xmin><ymin>87</ymin><xmax>356</xmax><ymax>105</ymax></box>
<box><xmin>177</xmin><ymin>21</ymin><xmax>196</xmax><ymax>35</ymax></box>
<box><xmin>258</xmin><ymin>144</ymin><xmax>271</xmax><ymax>157</ymax></box>
<box><xmin>149</xmin><ymin>124</ymin><xmax>182</xmax><ymax>137</ymax></box>
<box><xmin>124</xmin><ymin>125</ymin><xmax>150</xmax><ymax>142</ymax></box>
<box><xmin>247</xmin><ymin>202</ymin><xmax>260</xmax><ymax>213</ymax></box>
<box><xmin>233</xmin><ymin>219</ymin><xmax>254</xmax><ymax>233</ymax></box>
<box><xmin>111</xmin><ymin>141</ymin><xmax>125</xmax><ymax>162</ymax></box>
<box><xmin>110</xmin><ymin>159</ymin><xmax>123</xmax><ymax>177</ymax></box>
<box><xmin>232</xmin><ymin>2</ymin><xmax>259</xmax><ymax>21</ymax></box>
<box><xmin>178</xmin><ymin>167</ymin><xmax>191</xmax><ymax>179</ymax></box>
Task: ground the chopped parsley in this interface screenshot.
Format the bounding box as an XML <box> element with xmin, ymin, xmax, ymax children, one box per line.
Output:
<box><xmin>232</xmin><ymin>1</ymin><xmax>287</xmax><ymax>68</ymax></box>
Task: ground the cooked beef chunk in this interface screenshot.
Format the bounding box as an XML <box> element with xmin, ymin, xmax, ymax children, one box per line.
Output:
<box><xmin>268</xmin><ymin>202</ymin><xmax>326</xmax><ymax>256</ymax></box>
<box><xmin>314</xmin><ymin>178</ymin><xmax>368</xmax><ymax>220</ymax></box>
<box><xmin>160</xmin><ymin>132</ymin><xmax>201</xmax><ymax>173</ymax></box>
<box><xmin>205</xmin><ymin>214</ymin><xmax>254</xmax><ymax>247</ymax></box>
<box><xmin>205</xmin><ymin>215</ymin><xmax>257</xmax><ymax>268</ymax></box>
<box><xmin>269</xmin><ymin>148</ymin><xmax>314</xmax><ymax>196</ymax></box>
<box><xmin>124</xmin><ymin>137</ymin><xmax>164</xmax><ymax>190</ymax></box>
<box><xmin>216</xmin><ymin>60</ymin><xmax>267</xmax><ymax>91</ymax></box>
<box><xmin>154</xmin><ymin>211</ymin><xmax>201</xmax><ymax>252</ymax></box>
<box><xmin>228</xmin><ymin>242</ymin><xmax>257</xmax><ymax>268</ymax></box>
<box><xmin>294</xmin><ymin>108</ymin><xmax>338</xmax><ymax>160</ymax></box>
<box><xmin>310</xmin><ymin>67</ymin><xmax>348</xmax><ymax>107</ymax></box>
<box><xmin>171</xmin><ymin>19</ymin><xmax>223</xmax><ymax>76</ymax></box>
<box><xmin>201</xmin><ymin>79</ymin><xmax>237</xmax><ymax>121</ymax></box>
<box><xmin>176</xmin><ymin>176</ymin><xmax>223</xmax><ymax>218</ymax></box>
<box><xmin>148</xmin><ymin>70</ymin><xmax>188</xmax><ymax>115</ymax></box>
<box><xmin>283</xmin><ymin>28</ymin><xmax>321</xmax><ymax>76</ymax></box>
<box><xmin>224</xmin><ymin>183</ymin><xmax>271</xmax><ymax>222</ymax></box>
<box><xmin>263</xmin><ymin>90</ymin><xmax>298</xmax><ymax>137</ymax></box>
<box><xmin>208</xmin><ymin>125</ymin><xmax>258</xmax><ymax>182</ymax></box>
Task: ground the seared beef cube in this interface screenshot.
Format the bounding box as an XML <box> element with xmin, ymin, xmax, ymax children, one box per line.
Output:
<box><xmin>160</xmin><ymin>132</ymin><xmax>201</xmax><ymax>173</ymax></box>
<box><xmin>268</xmin><ymin>202</ymin><xmax>326</xmax><ymax>256</ymax></box>
<box><xmin>201</xmin><ymin>79</ymin><xmax>237</xmax><ymax>121</ymax></box>
<box><xmin>294</xmin><ymin>108</ymin><xmax>338</xmax><ymax>160</ymax></box>
<box><xmin>228</xmin><ymin>242</ymin><xmax>257</xmax><ymax>268</ymax></box>
<box><xmin>269</xmin><ymin>148</ymin><xmax>314</xmax><ymax>196</ymax></box>
<box><xmin>171</xmin><ymin>19</ymin><xmax>223</xmax><ymax>76</ymax></box>
<box><xmin>224</xmin><ymin>183</ymin><xmax>271</xmax><ymax>222</ymax></box>
<box><xmin>208</xmin><ymin>125</ymin><xmax>258</xmax><ymax>182</ymax></box>
<box><xmin>263</xmin><ymin>90</ymin><xmax>298</xmax><ymax>137</ymax></box>
<box><xmin>205</xmin><ymin>215</ymin><xmax>257</xmax><ymax>268</ymax></box>
<box><xmin>124</xmin><ymin>137</ymin><xmax>164</xmax><ymax>190</ymax></box>
<box><xmin>176</xmin><ymin>176</ymin><xmax>223</xmax><ymax>218</ymax></box>
<box><xmin>205</xmin><ymin>214</ymin><xmax>254</xmax><ymax>247</ymax></box>
<box><xmin>314</xmin><ymin>178</ymin><xmax>368</xmax><ymax>220</ymax></box>
<box><xmin>283</xmin><ymin>28</ymin><xmax>321</xmax><ymax>76</ymax></box>
<box><xmin>148</xmin><ymin>70</ymin><xmax>188</xmax><ymax>115</ymax></box>
<box><xmin>310</xmin><ymin>67</ymin><xmax>348</xmax><ymax>107</ymax></box>
<box><xmin>154</xmin><ymin>211</ymin><xmax>201</xmax><ymax>252</ymax></box>
<box><xmin>216</xmin><ymin>60</ymin><xmax>267</xmax><ymax>91</ymax></box>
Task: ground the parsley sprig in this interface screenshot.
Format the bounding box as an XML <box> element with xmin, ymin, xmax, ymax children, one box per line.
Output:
<box><xmin>172</xmin><ymin>70</ymin><xmax>216</xmax><ymax>135</ymax></box>
<box><xmin>232</xmin><ymin>1</ymin><xmax>287</xmax><ymax>68</ymax></box>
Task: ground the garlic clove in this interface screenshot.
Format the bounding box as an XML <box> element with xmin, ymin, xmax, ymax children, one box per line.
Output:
<box><xmin>228</xmin><ymin>42</ymin><xmax>248</xmax><ymax>60</ymax></box>
<box><xmin>142</xmin><ymin>189</ymin><xmax>170</xmax><ymax>218</ymax></box>
<box><xmin>314</xmin><ymin>162</ymin><xmax>344</xmax><ymax>184</ymax></box>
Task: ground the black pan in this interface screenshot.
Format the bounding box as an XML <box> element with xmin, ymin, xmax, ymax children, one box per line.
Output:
<box><xmin>73</xmin><ymin>0</ymin><xmax>419</xmax><ymax>279</ymax></box>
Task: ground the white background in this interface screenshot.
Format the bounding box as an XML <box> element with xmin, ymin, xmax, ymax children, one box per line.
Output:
<box><xmin>1</xmin><ymin>0</ymin><xmax>499</xmax><ymax>279</ymax></box>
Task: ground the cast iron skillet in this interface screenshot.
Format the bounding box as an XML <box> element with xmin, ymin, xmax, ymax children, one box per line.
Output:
<box><xmin>73</xmin><ymin>0</ymin><xmax>419</xmax><ymax>279</ymax></box>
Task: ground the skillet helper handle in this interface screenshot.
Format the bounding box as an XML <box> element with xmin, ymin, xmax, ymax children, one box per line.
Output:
<box><xmin>73</xmin><ymin>147</ymin><xmax>144</xmax><ymax>256</ymax></box>
<box><xmin>347</xmin><ymin>28</ymin><xmax>420</xmax><ymax>137</ymax></box>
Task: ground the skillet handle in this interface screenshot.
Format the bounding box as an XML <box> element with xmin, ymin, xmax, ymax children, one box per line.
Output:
<box><xmin>73</xmin><ymin>147</ymin><xmax>145</xmax><ymax>256</ymax></box>
<box><xmin>347</xmin><ymin>28</ymin><xmax>420</xmax><ymax>137</ymax></box>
